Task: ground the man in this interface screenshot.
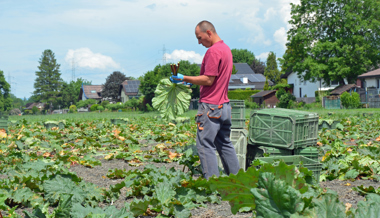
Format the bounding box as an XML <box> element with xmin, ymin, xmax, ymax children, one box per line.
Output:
<box><xmin>170</xmin><ymin>20</ymin><xmax>240</xmax><ymax>179</ymax></box>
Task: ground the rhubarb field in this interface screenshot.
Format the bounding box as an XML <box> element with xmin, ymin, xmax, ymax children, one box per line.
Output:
<box><xmin>1</xmin><ymin>111</ymin><xmax>380</xmax><ymax>217</ymax></box>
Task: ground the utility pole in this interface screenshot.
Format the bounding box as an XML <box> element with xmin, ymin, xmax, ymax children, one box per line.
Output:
<box><xmin>72</xmin><ymin>58</ymin><xmax>76</xmax><ymax>82</ymax></box>
<box><xmin>162</xmin><ymin>45</ymin><xmax>167</xmax><ymax>65</ymax></box>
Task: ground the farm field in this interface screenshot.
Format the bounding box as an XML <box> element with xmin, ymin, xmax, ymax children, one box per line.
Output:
<box><xmin>2</xmin><ymin>108</ymin><xmax>380</xmax><ymax>217</ymax></box>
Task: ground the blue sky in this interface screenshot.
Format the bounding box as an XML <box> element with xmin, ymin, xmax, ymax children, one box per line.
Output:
<box><xmin>0</xmin><ymin>0</ymin><xmax>299</xmax><ymax>99</ymax></box>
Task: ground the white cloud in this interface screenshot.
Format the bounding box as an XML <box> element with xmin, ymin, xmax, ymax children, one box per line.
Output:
<box><xmin>273</xmin><ymin>27</ymin><xmax>287</xmax><ymax>49</ymax></box>
<box><xmin>257</xmin><ymin>52</ymin><xmax>270</xmax><ymax>61</ymax></box>
<box><xmin>65</xmin><ymin>48</ymin><xmax>120</xmax><ymax>69</ymax></box>
<box><xmin>165</xmin><ymin>50</ymin><xmax>203</xmax><ymax>64</ymax></box>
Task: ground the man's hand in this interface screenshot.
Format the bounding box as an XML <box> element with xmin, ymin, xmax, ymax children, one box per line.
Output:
<box><xmin>170</xmin><ymin>73</ymin><xmax>184</xmax><ymax>84</ymax></box>
<box><xmin>183</xmin><ymin>82</ymin><xmax>193</xmax><ymax>87</ymax></box>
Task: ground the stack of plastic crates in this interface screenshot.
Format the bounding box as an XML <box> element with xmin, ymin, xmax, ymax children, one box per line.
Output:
<box><xmin>246</xmin><ymin>108</ymin><xmax>321</xmax><ymax>182</ymax></box>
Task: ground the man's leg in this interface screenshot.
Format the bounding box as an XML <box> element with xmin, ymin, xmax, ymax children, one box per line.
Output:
<box><xmin>196</xmin><ymin>103</ymin><xmax>221</xmax><ymax>179</ymax></box>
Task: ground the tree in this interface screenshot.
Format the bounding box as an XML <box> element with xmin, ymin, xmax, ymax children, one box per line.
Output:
<box><xmin>232</xmin><ymin>65</ymin><xmax>238</xmax><ymax>74</ymax></box>
<box><xmin>0</xmin><ymin>70</ymin><xmax>12</xmax><ymax>112</ymax></box>
<box><xmin>102</xmin><ymin>71</ymin><xmax>128</xmax><ymax>102</ymax></box>
<box><xmin>139</xmin><ymin>60</ymin><xmax>200</xmax><ymax>107</ymax></box>
<box><xmin>251</xmin><ymin>59</ymin><xmax>266</xmax><ymax>74</ymax></box>
<box><xmin>264</xmin><ymin>52</ymin><xmax>281</xmax><ymax>84</ymax></box>
<box><xmin>10</xmin><ymin>94</ymin><xmax>24</xmax><ymax>110</ymax></box>
<box><xmin>58</xmin><ymin>78</ymin><xmax>91</xmax><ymax>108</ymax></box>
<box><xmin>283</xmin><ymin>0</ymin><xmax>380</xmax><ymax>85</ymax></box>
<box><xmin>231</xmin><ymin>49</ymin><xmax>255</xmax><ymax>65</ymax></box>
<box><xmin>263</xmin><ymin>77</ymin><xmax>270</xmax><ymax>91</ymax></box>
<box><xmin>32</xmin><ymin>49</ymin><xmax>63</xmax><ymax>108</ymax></box>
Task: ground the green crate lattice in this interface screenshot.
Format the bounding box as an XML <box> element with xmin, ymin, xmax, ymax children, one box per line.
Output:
<box><xmin>217</xmin><ymin>129</ymin><xmax>247</xmax><ymax>170</ymax></box>
<box><xmin>230</xmin><ymin>100</ymin><xmax>245</xmax><ymax>129</ymax></box>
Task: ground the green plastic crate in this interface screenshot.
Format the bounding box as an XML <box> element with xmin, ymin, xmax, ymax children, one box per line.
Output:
<box><xmin>111</xmin><ymin>118</ymin><xmax>129</xmax><ymax>125</ymax></box>
<box><xmin>294</xmin><ymin>146</ymin><xmax>319</xmax><ymax>161</ymax></box>
<box><xmin>249</xmin><ymin>108</ymin><xmax>319</xmax><ymax>150</ymax></box>
<box><xmin>246</xmin><ymin>145</ymin><xmax>293</xmax><ymax>169</ymax></box>
<box><xmin>217</xmin><ymin>128</ymin><xmax>247</xmax><ymax>170</ymax></box>
<box><xmin>256</xmin><ymin>155</ymin><xmax>322</xmax><ymax>183</ymax></box>
<box><xmin>230</xmin><ymin>100</ymin><xmax>245</xmax><ymax>129</ymax></box>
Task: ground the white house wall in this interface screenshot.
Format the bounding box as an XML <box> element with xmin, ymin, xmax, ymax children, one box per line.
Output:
<box><xmin>287</xmin><ymin>72</ymin><xmax>340</xmax><ymax>98</ymax></box>
<box><xmin>365</xmin><ymin>78</ymin><xmax>378</xmax><ymax>88</ymax></box>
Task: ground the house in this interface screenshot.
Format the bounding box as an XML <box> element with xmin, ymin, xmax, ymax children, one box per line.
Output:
<box><xmin>282</xmin><ymin>71</ymin><xmax>342</xmax><ymax>103</ymax></box>
<box><xmin>197</xmin><ymin>63</ymin><xmax>271</xmax><ymax>90</ymax></box>
<box><xmin>251</xmin><ymin>90</ymin><xmax>279</xmax><ymax>108</ymax></box>
<box><xmin>78</xmin><ymin>85</ymin><xmax>103</xmax><ymax>101</ymax></box>
<box><xmin>119</xmin><ymin>80</ymin><xmax>141</xmax><ymax>103</ymax></box>
<box><xmin>25</xmin><ymin>103</ymin><xmax>47</xmax><ymax>111</ymax></box>
<box><xmin>357</xmin><ymin>68</ymin><xmax>380</xmax><ymax>89</ymax></box>
<box><xmin>229</xmin><ymin>74</ymin><xmax>273</xmax><ymax>90</ymax></box>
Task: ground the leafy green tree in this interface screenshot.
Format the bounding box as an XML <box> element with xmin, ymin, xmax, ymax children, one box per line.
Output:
<box><xmin>139</xmin><ymin>60</ymin><xmax>200</xmax><ymax>108</ymax></box>
<box><xmin>58</xmin><ymin>78</ymin><xmax>91</xmax><ymax>108</ymax></box>
<box><xmin>264</xmin><ymin>52</ymin><xmax>281</xmax><ymax>84</ymax></box>
<box><xmin>283</xmin><ymin>0</ymin><xmax>380</xmax><ymax>84</ymax></box>
<box><xmin>231</xmin><ymin>49</ymin><xmax>255</xmax><ymax>65</ymax></box>
<box><xmin>263</xmin><ymin>77</ymin><xmax>270</xmax><ymax>91</ymax></box>
<box><xmin>125</xmin><ymin>98</ymin><xmax>139</xmax><ymax>111</ymax></box>
<box><xmin>76</xmin><ymin>99</ymin><xmax>97</xmax><ymax>109</ymax></box>
<box><xmin>69</xmin><ymin>105</ymin><xmax>77</xmax><ymax>113</ymax></box>
<box><xmin>32</xmin><ymin>49</ymin><xmax>63</xmax><ymax>107</ymax></box>
<box><xmin>102</xmin><ymin>71</ymin><xmax>128</xmax><ymax>102</ymax></box>
<box><xmin>276</xmin><ymin>88</ymin><xmax>296</xmax><ymax>108</ymax></box>
<box><xmin>32</xmin><ymin>106</ymin><xmax>39</xmax><ymax>114</ymax></box>
<box><xmin>232</xmin><ymin>65</ymin><xmax>238</xmax><ymax>74</ymax></box>
<box><xmin>251</xmin><ymin>59</ymin><xmax>266</xmax><ymax>74</ymax></box>
<box><xmin>341</xmin><ymin>92</ymin><xmax>361</xmax><ymax>109</ymax></box>
<box><xmin>0</xmin><ymin>71</ymin><xmax>12</xmax><ymax>112</ymax></box>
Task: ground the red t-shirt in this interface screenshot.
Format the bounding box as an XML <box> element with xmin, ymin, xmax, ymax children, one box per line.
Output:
<box><xmin>199</xmin><ymin>40</ymin><xmax>232</xmax><ymax>105</ymax></box>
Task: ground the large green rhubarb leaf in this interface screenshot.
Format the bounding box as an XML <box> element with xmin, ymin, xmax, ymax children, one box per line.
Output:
<box><xmin>312</xmin><ymin>192</ymin><xmax>346</xmax><ymax>218</ymax></box>
<box><xmin>152</xmin><ymin>79</ymin><xmax>191</xmax><ymax>120</ymax></box>
<box><xmin>353</xmin><ymin>194</ymin><xmax>380</xmax><ymax>218</ymax></box>
<box><xmin>251</xmin><ymin>172</ymin><xmax>305</xmax><ymax>218</ymax></box>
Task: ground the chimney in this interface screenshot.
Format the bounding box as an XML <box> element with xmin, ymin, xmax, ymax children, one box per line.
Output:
<box><xmin>240</xmin><ymin>77</ymin><xmax>248</xmax><ymax>84</ymax></box>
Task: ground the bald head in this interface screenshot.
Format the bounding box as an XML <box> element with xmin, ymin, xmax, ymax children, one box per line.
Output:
<box><xmin>196</xmin><ymin>20</ymin><xmax>216</xmax><ymax>33</ymax></box>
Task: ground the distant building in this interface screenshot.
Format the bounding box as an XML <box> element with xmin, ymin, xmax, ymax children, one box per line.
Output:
<box><xmin>357</xmin><ymin>68</ymin><xmax>380</xmax><ymax>89</ymax></box>
<box><xmin>251</xmin><ymin>90</ymin><xmax>279</xmax><ymax>108</ymax></box>
<box><xmin>119</xmin><ymin>80</ymin><xmax>141</xmax><ymax>103</ymax></box>
<box><xmin>78</xmin><ymin>85</ymin><xmax>103</xmax><ymax>101</ymax></box>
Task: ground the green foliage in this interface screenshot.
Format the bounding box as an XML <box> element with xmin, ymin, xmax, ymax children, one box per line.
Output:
<box><xmin>32</xmin><ymin>106</ymin><xmax>39</xmax><ymax>114</ymax></box>
<box><xmin>263</xmin><ymin>76</ymin><xmax>270</xmax><ymax>91</ymax></box>
<box><xmin>0</xmin><ymin>70</ymin><xmax>12</xmax><ymax>111</ymax></box>
<box><xmin>76</xmin><ymin>99</ymin><xmax>97</xmax><ymax>109</ymax></box>
<box><xmin>245</xmin><ymin>100</ymin><xmax>259</xmax><ymax>109</ymax></box>
<box><xmin>152</xmin><ymin>79</ymin><xmax>192</xmax><ymax>120</ymax></box>
<box><xmin>97</xmin><ymin>105</ymin><xmax>104</xmax><ymax>111</ymax></box>
<box><xmin>228</xmin><ymin>89</ymin><xmax>261</xmax><ymax>101</ymax></box>
<box><xmin>276</xmin><ymin>88</ymin><xmax>296</xmax><ymax>108</ymax></box>
<box><xmin>58</xmin><ymin>78</ymin><xmax>91</xmax><ymax>109</ymax></box>
<box><xmin>101</xmin><ymin>71</ymin><xmax>128</xmax><ymax>101</ymax></box>
<box><xmin>251</xmin><ymin>59</ymin><xmax>266</xmax><ymax>75</ymax></box>
<box><xmin>32</xmin><ymin>49</ymin><xmax>63</xmax><ymax>107</ymax></box>
<box><xmin>90</xmin><ymin>104</ymin><xmax>99</xmax><ymax>111</ymax></box>
<box><xmin>231</xmin><ymin>64</ymin><xmax>237</xmax><ymax>74</ymax></box>
<box><xmin>69</xmin><ymin>105</ymin><xmax>77</xmax><ymax>113</ymax></box>
<box><xmin>283</xmin><ymin>0</ymin><xmax>380</xmax><ymax>84</ymax></box>
<box><xmin>231</xmin><ymin>49</ymin><xmax>255</xmax><ymax>65</ymax></box>
<box><xmin>264</xmin><ymin>52</ymin><xmax>281</xmax><ymax>84</ymax></box>
<box><xmin>139</xmin><ymin>61</ymin><xmax>200</xmax><ymax>107</ymax></box>
<box><xmin>125</xmin><ymin>98</ymin><xmax>139</xmax><ymax>111</ymax></box>
<box><xmin>341</xmin><ymin>92</ymin><xmax>362</xmax><ymax>109</ymax></box>
<box><xmin>101</xmin><ymin>100</ymin><xmax>109</xmax><ymax>107</ymax></box>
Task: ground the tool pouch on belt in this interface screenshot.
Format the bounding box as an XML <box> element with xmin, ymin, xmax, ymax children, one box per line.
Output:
<box><xmin>196</xmin><ymin>103</ymin><xmax>223</xmax><ymax>131</ymax></box>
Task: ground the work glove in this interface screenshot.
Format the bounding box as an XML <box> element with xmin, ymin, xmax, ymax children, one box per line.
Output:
<box><xmin>170</xmin><ymin>73</ymin><xmax>184</xmax><ymax>84</ymax></box>
<box><xmin>183</xmin><ymin>82</ymin><xmax>193</xmax><ymax>87</ymax></box>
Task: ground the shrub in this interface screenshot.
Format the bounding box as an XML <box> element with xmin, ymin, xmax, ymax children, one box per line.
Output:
<box><xmin>341</xmin><ymin>92</ymin><xmax>361</xmax><ymax>109</ymax></box>
<box><xmin>90</xmin><ymin>104</ymin><xmax>99</xmax><ymax>111</ymax></box>
<box><xmin>244</xmin><ymin>100</ymin><xmax>259</xmax><ymax>109</ymax></box>
<box><xmin>276</xmin><ymin>88</ymin><xmax>296</xmax><ymax>108</ymax></box>
<box><xmin>101</xmin><ymin>101</ymin><xmax>110</xmax><ymax>108</ymax></box>
<box><xmin>32</xmin><ymin>106</ymin><xmax>39</xmax><ymax>114</ymax></box>
<box><xmin>228</xmin><ymin>89</ymin><xmax>261</xmax><ymax>101</ymax></box>
<box><xmin>9</xmin><ymin>108</ymin><xmax>21</xmax><ymax>115</ymax></box>
<box><xmin>146</xmin><ymin>103</ymin><xmax>154</xmax><ymax>112</ymax></box>
<box><xmin>97</xmin><ymin>105</ymin><xmax>104</xmax><ymax>111</ymax></box>
<box><xmin>69</xmin><ymin>105</ymin><xmax>77</xmax><ymax>113</ymax></box>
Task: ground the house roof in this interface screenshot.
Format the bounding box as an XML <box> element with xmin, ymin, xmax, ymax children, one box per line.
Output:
<box><xmin>26</xmin><ymin>103</ymin><xmax>46</xmax><ymax>110</ymax></box>
<box><xmin>358</xmin><ymin>68</ymin><xmax>380</xmax><ymax>78</ymax></box>
<box><xmin>234</xmin><ymin>63</ymin><xmax>255</xmax><ymax>74</ymax></box>
<box><xmin>229</xmin><ymin>74</ymin><xmax>273</xmax><ymax>89</ymax></box>
<box><xmin>251</xmin><ymin>90</ymin><xmax>276</xmax><ymax>98</ymax></box>
<box><xmin>82</xmin><ymin>85</ymin><xmax>103</xmax><ymax>99</ymax></box>
<box><xmin>330</xmin><ymin>84</ymin><xmax>358</xmax><ymax>95</ymax></box>
<box><xmin>120</xmin><ymin>80</ymin><xmax>140</xmax><ymax>96</ymax></box>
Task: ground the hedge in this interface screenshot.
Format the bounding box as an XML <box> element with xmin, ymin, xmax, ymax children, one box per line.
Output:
<box><xmin>228</xmin><ymin>89</ymin><xmax>261</xmax><ymax>101</ymax></box>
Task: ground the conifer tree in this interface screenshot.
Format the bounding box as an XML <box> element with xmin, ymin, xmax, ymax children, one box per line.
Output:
<box><xmin>32</xmin><ymin>49</ymin><xmax>63</xmax><ymax>108</ymax></box>
<box><xmin>264</xmin><ymin>52</ymin><xmax>281</xmax><ymax>84</ymax></box>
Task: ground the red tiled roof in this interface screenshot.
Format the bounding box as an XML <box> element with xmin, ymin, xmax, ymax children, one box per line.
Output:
<box><xmin>83</xmin><ymin>85</ymin><xmax>103</xmax><ymax>99</ymax></box>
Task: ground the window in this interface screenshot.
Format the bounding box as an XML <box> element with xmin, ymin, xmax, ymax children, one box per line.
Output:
<box><xmin>299</xmin><ymin>88</ymin><xmax>302</xmax><ymax>98</ymax></box>
<box><xmin>377</xmin><ymin>79</ymin><xmax>380</xmax><ymax>89</ymax></box>
<box><xmin>331</xmin><ymin>80</ymin><xmax>339</xmax><ymax>86</ymax></box>
<box><xmin>91</xmin><ymin>90</ymin><xmax>96</xmax><ymax>93</ymax></box>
